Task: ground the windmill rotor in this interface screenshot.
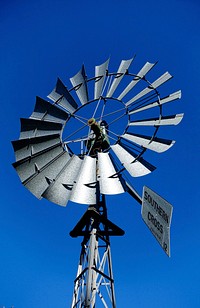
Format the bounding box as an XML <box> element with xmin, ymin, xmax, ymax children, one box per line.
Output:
<box><xmin>12</xmin><ymin>58</ymin><xmax>183</xmax><ymax>206</ymax></box>
<box><xmin>12</xmin><ymin>57</ymin><xmax>184</xmax><ymax>307</ymax></box>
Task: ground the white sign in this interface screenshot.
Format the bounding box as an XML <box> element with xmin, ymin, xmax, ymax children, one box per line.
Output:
<box><xmin>142</xmin><ymin>186</ymin><xmax>173</xmax><ymax>257</ymax></box>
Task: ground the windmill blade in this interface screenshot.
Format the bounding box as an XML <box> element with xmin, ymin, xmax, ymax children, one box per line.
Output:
<box><xmin>30</xmin><ymin>96</ymin><xmax>68</xmax><ymax>123</ymax></box>
<box><xmin>19</xmin><ymin>118</ymin><xmax>63</xmax><ymax>139</ymax></box>
<box><xmin>94</xmin><ymin>59</ymin><xmax>109</xmax><ymax>99</ymax></box>
<box><xmin>42</xmin><ymin>155</ymin><xmax>82</xmax><ymax>206</ymax></box>
<box><xmin>12</xmin><ymin>134</ymin><xmax>61</xmax><ymax>162</ymax></box>
<box><xmin>106</xmin><ymin>58</ymin><xmax>133</xmax><ymax>98</ymax></box>
<box><xmin>118</xmin><ymin>62</ymin><xmax>157</xmax><ymax>100</ymax></box>
<box><xmin>13</xmin><ymin>144</ymin><xmax>65</xmax><ymax>183</ymax></box>
<box><xmin>121</xmin><ymin>133</ymin><xmax>175</xmax><ymax>153</ymax></box>
<box><xmin>97</xmin><ymin>152</ymin><xmax>125</xmax><ymax>195</ymax></box>
<box><xmin>129</xmin><ymin>113</ymin><xmax>184</xmax><ymax>127</ymax></box>
<box><xmin>129</xmin><ymin>90</ymin><xmax>182</xmax><ymax>114</ymax></box>
<box><xmin>126</xmin><ymin>72</ymin><xmax>173</xmax><ymax>106</ymax></box>
<box><xmin>24</xmin><ymin>151</ymin><xmax>71</xmax><ymax>199</ymax></box>
<box><xmin>111</xmin><ymin>144</ymin><xmax>156</xmax><ymax>177</ymax></box>
<box><xmin>70</xmin><ymin>65</ymin><xmax>89</xmax><ymax>105</ymax></box>
<box><xmin>70</xmin><ymin>156</ymin><xmax>97</xmax><ymax>204</ymax></box>
<box><xmin>48</xmin><ymin>78</ymin><xmax>78</xmax><ymax>114</ymax></box>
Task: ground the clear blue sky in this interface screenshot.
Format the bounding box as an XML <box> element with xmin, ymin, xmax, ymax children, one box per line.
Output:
<box><xmin>0</xmin><ymin>0</ymin><xmax>200</xmax><ymax>307</ymax></box>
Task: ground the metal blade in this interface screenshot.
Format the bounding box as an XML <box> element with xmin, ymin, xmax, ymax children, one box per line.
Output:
<box><xmin>24</xmin><ymin>152</ymin><xmax>71</xmax><ymax>199</ymax></box>
<box><xmin>106</xmin><ymin>58</ymin><xmax>133</xmax><ymax>97</ymax></box>
<box><xmin>118</xmin><ymin>62</ymin><xmax>156</xmax><ymax>100</ymax></box>
<box><xmin>126</xmin><ymin>72</ymin><xmax>173</xmax><ymax>106</ymax></box>
<box><xmin>70</xmin><ymin>65</ymin><xmax>89</xmax><ymax>105</ymax></box>
<box><xmin>111</xmin><ymin>144</ymin><xmax>155</xmax><ymax>177</ymax></box>
<box><xmin>94</xmin><ymin>59</ymin><xmax>109</xmax><ymax>99</ymax></box>
<box><xmin>47</xmin><ymin>78</ymin><xmax>78</xmax><ymax>114</ymax></box>
<box><xmin>129</xmin><ymin>90</ymin><xmax>182</xmax><ymax>114</ymax></box>
<box><xmin>121</xmin><ymin>133</ymin><xmax>175</xmax><ymax>153</ymax></box>
<box><xmin>30</xmin><ymin>96</ymin><xmax>68</xmax><ymax>123</ymax></box>
<box><xmin>42</xmin><ymin>155</ymin><xmax>82</xmax><ymax>206</ymax></box>
<box><xmin>129</xmin><ymin>113</ymin><xmax>184</xmax><ymax>126</ymax></box>
<box><xmin>13</xmin><ymin>144</ymin><xmax>65</xmax><ymax>183</ymax></box>
<box><xmin>12</xmin><ymin>134</ymin><xmax>61</xmax><ymax>162</ymax></box>
<box><xmin>97</xmin><ymin>152</ymin><xmax>125</xmax><ymax>195</ymax></box>
<box><xmin>70</xmin><ymin>156</ymin><xmax>97</xmax><ymax>204</ymax></box>
<box><xmin>19</xmin><ymin>118</ymin><xmax>63</xmax><ymax>139</ymax></box>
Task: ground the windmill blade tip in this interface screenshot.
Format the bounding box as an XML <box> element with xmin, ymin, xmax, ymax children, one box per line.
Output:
<box><xmin>175</xmin><ymin>113</ymin><xmax>184</xmax><ymax>125</ymax></box>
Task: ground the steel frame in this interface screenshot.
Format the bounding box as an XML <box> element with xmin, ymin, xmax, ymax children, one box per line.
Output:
<box><xmin>70</xmin><ymin>195</ymin><xmax>124</xmax><ymax>308</ymax></box>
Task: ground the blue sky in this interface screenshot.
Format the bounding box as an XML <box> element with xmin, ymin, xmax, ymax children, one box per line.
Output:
<box><xmin>0</xmin><ymin>0</ymin><xmax>200</xmax><ymax>307</ymax></box>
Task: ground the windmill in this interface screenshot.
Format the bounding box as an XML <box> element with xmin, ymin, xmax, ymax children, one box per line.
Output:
<box><xmin>12</xmin><ymin>57</ymin><xmax>183</xmax><ymax>307</ymax></box>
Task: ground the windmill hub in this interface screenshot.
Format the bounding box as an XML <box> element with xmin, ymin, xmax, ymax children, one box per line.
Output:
<box><xmin>87</xmin><ymin>117</ymin><xmax>110</xmax><ymax>156</ymax></box>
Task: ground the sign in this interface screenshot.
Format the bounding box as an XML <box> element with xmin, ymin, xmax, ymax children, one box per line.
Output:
<box><xmin>142</xmin><ymin>186</ymin><xmax>173</xmax><ymax>257</ymax></box>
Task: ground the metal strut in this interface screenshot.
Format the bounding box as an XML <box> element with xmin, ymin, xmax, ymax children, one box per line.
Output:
<box><xmin>70</xmin><ymin>195</ymin><xmax>124</xmax><ymax>308</ymax></box>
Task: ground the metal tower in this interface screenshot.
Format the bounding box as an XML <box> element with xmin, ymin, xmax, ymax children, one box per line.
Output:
<box><xmin>70</xmin><ymin>194</ymin><xmax>123</xmax><ymax>308</ymax></box>
<box><xmin>12</xmin><ymin>57</ymin><xmax>183</xmax><ymax>307</ymax></box>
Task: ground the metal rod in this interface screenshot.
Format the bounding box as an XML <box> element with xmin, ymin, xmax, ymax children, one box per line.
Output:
<box><xmin>85</xmin><ymin>227</ymin><xmax>97</xmax><ymax>307</ymax></box>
